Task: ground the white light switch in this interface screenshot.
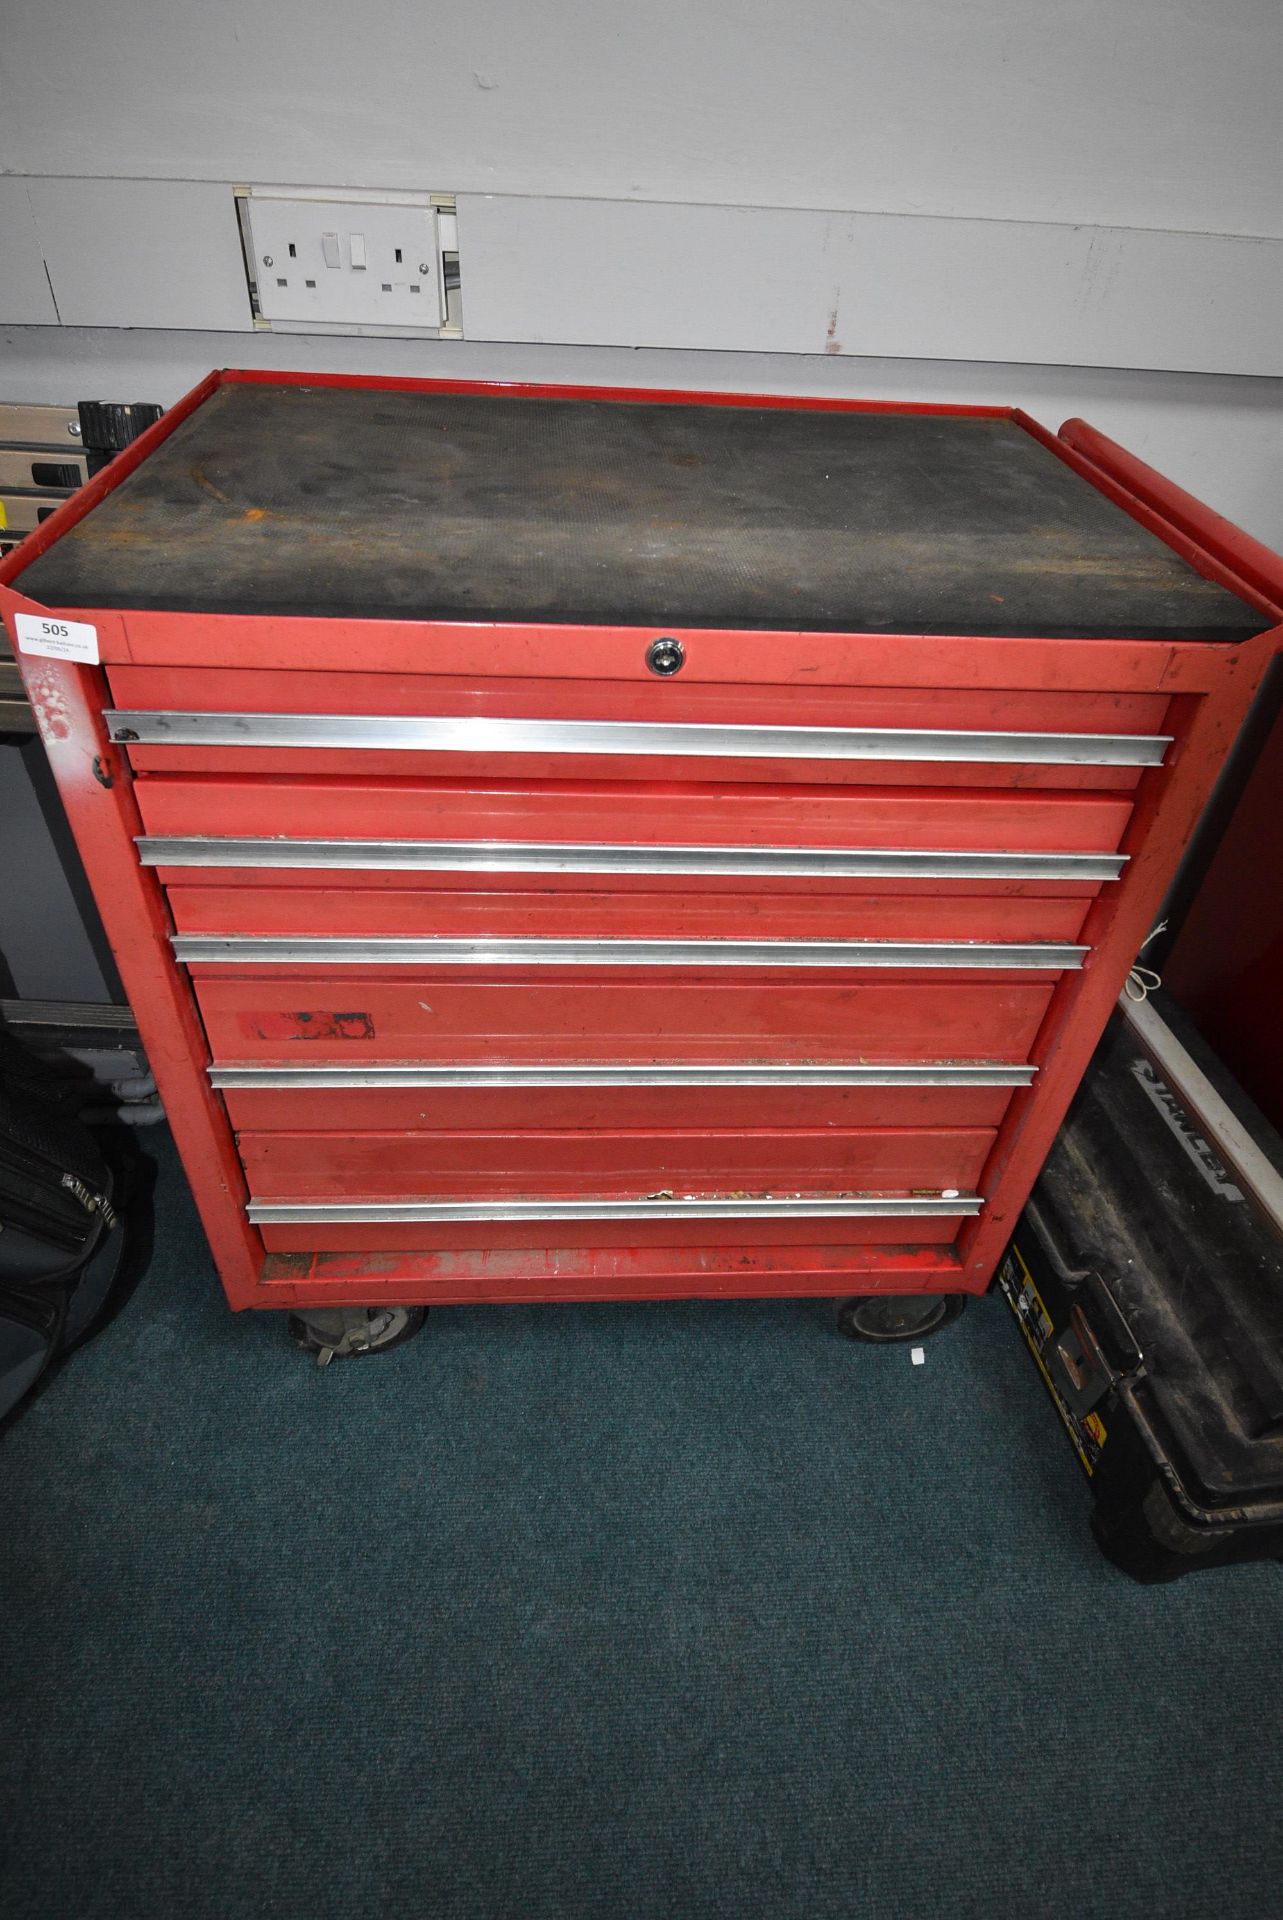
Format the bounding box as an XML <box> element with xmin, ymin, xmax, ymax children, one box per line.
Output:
<box><xmin>242</xmin><ymin>192</ymin><xmax>447</xmax><ymax>330</ymax></box>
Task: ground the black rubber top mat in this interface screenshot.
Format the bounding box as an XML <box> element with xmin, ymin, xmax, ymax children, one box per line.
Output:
<box><xmin>12</xmin><ymin>381</ymin><xmax>1265</xmax><ymax>640</ymax></box>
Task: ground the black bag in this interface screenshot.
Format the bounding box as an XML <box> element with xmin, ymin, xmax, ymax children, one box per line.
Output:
<box><xmin>0</xmin><ymin>1033</ymin><xmax>130</xmax><ymax>1427</ymax></box>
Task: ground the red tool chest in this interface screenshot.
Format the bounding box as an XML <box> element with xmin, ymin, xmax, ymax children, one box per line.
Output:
<box><xmin>2</xmin><ymin>371</ymin><xmax>1278</xmax><ymax>1318</ymax></box>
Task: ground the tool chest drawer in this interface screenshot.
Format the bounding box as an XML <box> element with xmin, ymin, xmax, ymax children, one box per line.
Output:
<box><xmin>239</xmin><ymin>1124</ymin><xmax>996</xmax><ymax>1199</ymax></box>
<box><xmin>104</xmin><ymin>665</ymin><xmax>1164</xmax><ymax>790</ymax></box>
<box><xmin>213</xmin><ymin>1075</ymin><xmax>1023</xmax><ymax>1135</ymax></box>
<box><xmin>252</xmin><ymin>1214</ymin><xmax>972</xmax><ymax>1255</ymax></box>
<box><xmin>191</xmin><ymin>975</ymin><xmax>1058</xmax><ymax>1064</ymax></box>
<box><xmin>132</xmin><ymin>775</ymin><xmax>1138</xmax><ymax>867</ymax></box>
<box><xmin>161</xmin><ymin>885</ymin><xmax>1093</xmax><ymax>945</ymax></box>
<box><xmin>4</xmin><ymin>371</ymin><xmax>1277</xmax><ymax>1315</ymax></box>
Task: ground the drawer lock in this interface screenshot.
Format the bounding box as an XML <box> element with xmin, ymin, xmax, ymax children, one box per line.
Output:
<box><xmin>646</xmin><ymin>636</ymin><xmax>685</xmax><ymax>676</ymax></box>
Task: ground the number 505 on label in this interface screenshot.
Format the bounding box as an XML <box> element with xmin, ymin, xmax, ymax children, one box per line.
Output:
<box><xmin>12</xmin><ymin>614</ymin><xmax>100</xmax><ymax>664</ymax></box>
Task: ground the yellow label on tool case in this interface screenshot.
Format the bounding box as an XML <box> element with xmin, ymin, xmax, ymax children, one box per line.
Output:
<box><xmin>1008</xmin><ymin>1243</ymin><xmax>1054</xmax><ymax>1347</ymax></box>
<box><xmin>1000</xmin><ymin>1241</ymin><xmax>1100</xmax><ymax>1477</ymax></box>
<box><xmin>0</xmin><ymin>503</ymin><xmax>7</xmax><ymax>529</ymax></box>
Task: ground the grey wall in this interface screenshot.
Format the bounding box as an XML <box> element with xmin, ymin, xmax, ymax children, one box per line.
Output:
<box><xmin>3</xmin><ymin>0</ymin><xmax>1278</xmax><ymax>229</ymax></box>
<box><xmin>0</xmin><ymin>739</ymin><xmax>121</xmax><ymax>1005</ymax></box>
<box><xmin>0</xmin><ymin>1</ymin><xmax>1280</xmax><ymax>538</ymax></box>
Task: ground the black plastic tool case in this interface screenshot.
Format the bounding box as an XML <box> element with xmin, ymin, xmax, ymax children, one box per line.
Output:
<box><xmin>1001</xmin><ymin>998</ymin><xmax>1283</xmax><ymax>1582</ymax></box>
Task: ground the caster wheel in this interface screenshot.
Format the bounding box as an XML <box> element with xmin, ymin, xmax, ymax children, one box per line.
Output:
<box><xmin>836</xmin><ymin>1293</ymin><xmax>967</xmax><ymax>1343</ymax></box>
<box><xmin>288</xmin><ymin>1305</ymin><xmax>426</xmax><ymax>1367</ymax></box>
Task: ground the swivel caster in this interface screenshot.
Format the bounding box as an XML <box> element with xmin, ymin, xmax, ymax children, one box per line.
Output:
<box><xmin>287</xmin><ymin>1305</ymin><xmax>427</xmax><ymax>1367</ymax></box>
<box><xmin>836</xmin><ymin>1293</ymin><xmax>967</xmax><ymax>1343</ymax></box>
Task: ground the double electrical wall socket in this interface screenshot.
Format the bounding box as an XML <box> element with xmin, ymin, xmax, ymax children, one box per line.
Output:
<box><xmin>237</xmin><ymin>188</ymin><xmax>459</xmax><ymax>335</ymax></box>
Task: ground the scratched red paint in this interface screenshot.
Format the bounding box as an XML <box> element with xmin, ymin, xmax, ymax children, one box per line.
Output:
<box><xmin>24</xmin><ymin>661</ymin><xmax>73</xmax><ymax>740</ymax></box>
<box><xmin>239</xmin><ymin>1010</ymin><xmax>376</xmax><ymax>1042</ymax></box>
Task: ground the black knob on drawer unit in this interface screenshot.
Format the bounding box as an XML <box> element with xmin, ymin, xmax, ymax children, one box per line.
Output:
<box><xmin>646</xmin><ymin>636</ymin><xmax>685</xmax><ymax>676</ymax></box>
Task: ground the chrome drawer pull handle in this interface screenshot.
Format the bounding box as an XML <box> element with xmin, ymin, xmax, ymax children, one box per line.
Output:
<box><xmin>138</xmin><ymin>835</ymin><xmax>1127</xmax><ymax>882</ymax></box>
<box><xmin>106</xmin><ymin>709</ymin><xmax>1170</xmax><ymax>768</ymax></box>
<box><xmin>247</xmin><ymin>1194</ymin><xmax>985</xmax><ymax>1225</ymax></box>
<box><xmin>210</xmin><ymin>1062</ymin><xmax>1037</xmax><ymax>1089</ymax></box>
<box><xmin>173</xmin><ymin>934</ymin><xmax>1085</xmax><ymax>970</ymax></box>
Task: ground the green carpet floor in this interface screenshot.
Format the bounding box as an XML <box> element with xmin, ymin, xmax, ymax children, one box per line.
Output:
<box><xmin>2</xmin><ymin>1133</ymin><xmax>1281</xmax><ymax>1920</ymax></box>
